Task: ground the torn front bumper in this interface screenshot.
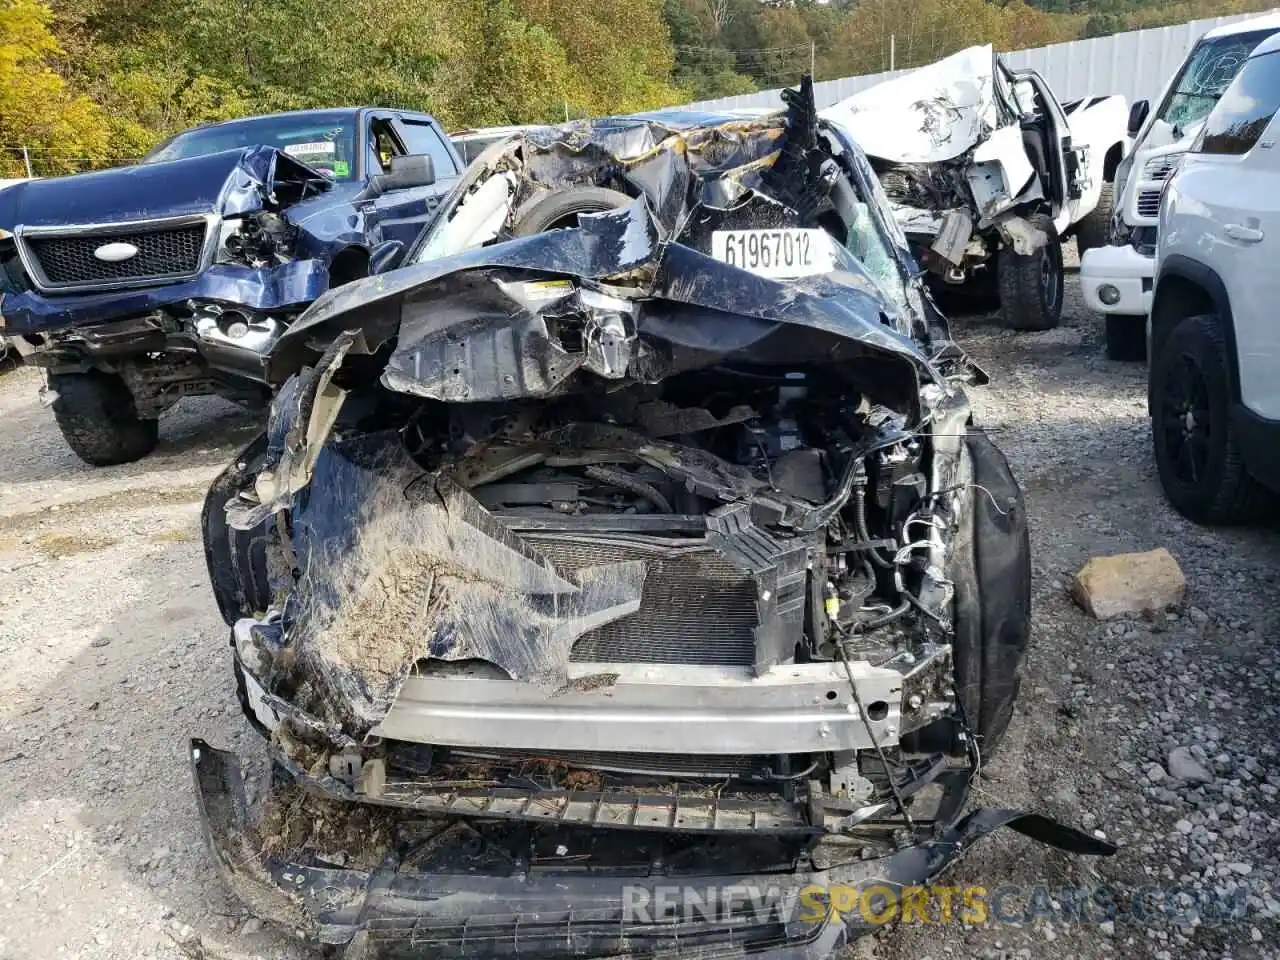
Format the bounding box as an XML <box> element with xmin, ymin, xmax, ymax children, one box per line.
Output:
<box><xmin>0</xmin><ymin>258</ymin><xmax>328</xmax><ymax>337</ymax></box>
<box><xmin>192</xmin><ymin>740</ymin><xmax>1115</xmax><ymax>959</ymax></box>
<box><xmin>192</xmin><ymin>742</ymin><xmax>1121</xmax><ymax>957</ymax></box>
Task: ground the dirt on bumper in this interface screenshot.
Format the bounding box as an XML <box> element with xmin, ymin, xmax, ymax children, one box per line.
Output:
<box><xmin>191</xmin><ymin>740</ymin><xmax>1114</xmax><ymax>960</ymax></box>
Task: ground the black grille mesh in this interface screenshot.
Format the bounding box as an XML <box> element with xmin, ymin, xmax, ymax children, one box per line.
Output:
<box><xmin>27</xmin><ymin>223</ymin><xmax>207</xmax><ymax>286</ymax></box>
<box><xmin>1136</xmin><ymin>190</ymin><xmax>1161</xmax><ymax>219</ymax></box>
<box><xmin>531</xmin><ymin>538</ymin><xmax>759</xmax><ymax>666</ymax></box>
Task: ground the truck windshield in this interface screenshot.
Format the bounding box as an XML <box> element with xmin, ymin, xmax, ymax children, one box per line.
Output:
<box><xmin>143</xmin><ymin>113</ymin><xmax>358</xmax><ymax>180</ymax></box>
<box><xmin>1158</xmin><ymin>29</ymin><xmax>1279</xmax><ymax>136</ymax></box>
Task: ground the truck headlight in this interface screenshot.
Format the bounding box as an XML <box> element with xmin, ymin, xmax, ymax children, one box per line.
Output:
<box><xmin>217</xmin><ymin>214</ymin><xmax>296</xmax><ymax>268</ymax></box>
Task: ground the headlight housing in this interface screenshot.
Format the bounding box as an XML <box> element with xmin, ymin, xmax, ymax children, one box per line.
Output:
<box><xmin>216</xmin><ymin>214</ymin><xmax>297</xmax><ymax>268</ymax></box>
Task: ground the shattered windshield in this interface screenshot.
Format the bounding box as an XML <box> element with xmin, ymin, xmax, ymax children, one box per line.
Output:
<box><xmin>143</xmin><ymin>113</ymin><xmax>359</xmax><ymax>180</ymax></box>
<box><xmin>840</xmin><ymin>196</ymin><xmax>908</xmax><ymax>313</ymax></box>
<box><xmin>1157</xmin><ymin>30</ymin><xmax>1279</xmax><ymax>135</ymax></box>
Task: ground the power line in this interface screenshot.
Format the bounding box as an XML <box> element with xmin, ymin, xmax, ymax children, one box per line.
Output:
<box><xmin>673</xmin><ymin>42</ymin><xmax>814</xmax><ymax>55</ymax></box>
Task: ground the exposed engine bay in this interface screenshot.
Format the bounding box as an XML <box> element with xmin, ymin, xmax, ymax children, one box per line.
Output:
<box><xmin>227</xmin><ymin>356</ymin><xmax>963</xmax><ymax>802</ymax></box>
<box><xmin>194</xmin><ymin>82</ymin><xmax>1114</xmax><ymax>960</ymax></box>
<box><xmin>0</xmin><ymin>147</ymin><xmax>340</xmax><ymax>418</ymax></box>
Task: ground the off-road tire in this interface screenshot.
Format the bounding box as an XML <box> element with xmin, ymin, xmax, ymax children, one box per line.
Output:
<box><xmin>512</xmin><ymin>187</ymin><xmax>633</xmax><ymax>236</ymax></box>
<box><xmin>1150</xmin><ymin>314</ymin><xmax>1274</xmax><ymax>524</ymax></box>
<box><xmin>1074</xmin><ymin>181</ymin><xmax>1114</xmax><ymax>255</ymax></box>
<box><xmin>997</xmin><ymin>213</ymin><xmax>1064</xmax><ymax>331</ymax></box>
<box><xmin>1105</xmin><ymin>313</ymin><xmax>1147</xmax><ymax>362</ymax></box>
<box><xmin>49</xmin><ymin>370</ymin><xmax>158</xmax><ymax>466</ymax></box>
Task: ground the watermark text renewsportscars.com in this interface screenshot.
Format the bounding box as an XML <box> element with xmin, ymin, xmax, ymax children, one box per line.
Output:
<box><xmin>620</xmin><ymin>883</ymin><xmax>1250</xmax><ymax>927</ymax></box>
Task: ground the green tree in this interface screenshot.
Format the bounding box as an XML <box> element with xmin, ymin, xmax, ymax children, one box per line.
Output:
<box><xmin>0</xmin><ymin>0</ymin><xmax>111</xmax><ymax>176</ymax></box>
<box><xmin>663</xmin><ymin>0</ymin><xmax>756</xmax><ymax>100</ymax></box>
<box><xmin>1083</xmin><ymin>12</ymin><xmax>1125</xmax><ymax>36</ymax></box>
<box><xmin>516</xmin><ymin>0</ymin><xmax>684</xmax><ymax>116</ymax></box>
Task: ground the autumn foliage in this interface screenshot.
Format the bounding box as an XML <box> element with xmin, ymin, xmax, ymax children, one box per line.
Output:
<box><xmin>1</xmin><ymin>0</ymin><xmax>1277</xmax><ymax>177</ymax></box>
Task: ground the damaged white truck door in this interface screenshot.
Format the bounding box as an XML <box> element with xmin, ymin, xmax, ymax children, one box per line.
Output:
<box><xmin>823</xmin><ymin>46</ymin><xmax>1126</xmax><ymax>333</ymax></box>
<box><xmin>1006</xmin><ymin>67</ymin><xmax>1074</xmax><ymax>235</ymax></box>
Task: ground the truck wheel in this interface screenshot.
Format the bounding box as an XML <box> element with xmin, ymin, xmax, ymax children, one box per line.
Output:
<box><xmin>997</xmin><ymin>213</ymin><xmax>1063</xmax><ymax>331</ymax></box>
<box><xmin>512</xmin><ymin>187</ymin><xmax>632</xmax><ymax>235</ymax></box>
<box><xmin>1150</xmin><ymin>315</ymin><xmax>1274</xmax><ymax>524</ymax></box>
<box><xmin>1075</xmin><ymin>181</ymin><xmax>1114</xmax><ymax>256</ymax></box>
<box><xmin>1105</xmin><ymin>314</ymin><xmax>1147</xmax><ymax>362</ymax></box>
<box><xmin>48</xmin><ymin>370</ymin><xmax>158</xmax><ymax>466</ymax></box>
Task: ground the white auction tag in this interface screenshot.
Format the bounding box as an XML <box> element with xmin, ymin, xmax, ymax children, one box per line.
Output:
<box><xmin>711</xmin><ymin>228</ymin><xmax>837</xmax><ymax>278</ymax></box>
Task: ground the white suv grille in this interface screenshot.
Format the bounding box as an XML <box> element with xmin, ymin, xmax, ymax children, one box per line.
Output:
<box><xmin>1128</xmin><ymin>153</ymin><xmax>1184</xmax><ymax>227</ymax></box>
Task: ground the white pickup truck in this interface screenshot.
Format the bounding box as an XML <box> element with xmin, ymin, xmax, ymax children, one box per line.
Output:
<box><xmin>1081</xmin><ymin>12</ymin><xmax>1280</xmax><ymax>361</ymax></box>
<box><xmin>823</xmin><ymin>45</ymin><xmax>1129</xmax><ymax>333</ymax></box>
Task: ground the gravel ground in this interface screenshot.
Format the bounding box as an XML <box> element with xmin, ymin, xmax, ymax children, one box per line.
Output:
<box><xmin>0</xmin><ymin>254</ymin><xmax>1277</xmax><ymax>960</ymax></box>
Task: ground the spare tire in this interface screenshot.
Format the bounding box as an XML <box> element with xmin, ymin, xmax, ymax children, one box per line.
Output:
<box><xmin>512</xmin><ymin>186</ymin><xmax>633</xmax><ymax>236</ymax></box>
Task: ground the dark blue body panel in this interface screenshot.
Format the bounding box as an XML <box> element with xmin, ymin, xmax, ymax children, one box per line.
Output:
<box><xmin>1</xmin><ymin>260</ymin><xmax>330</xmax><ymax>333</ymax></box>
<box><xmin>0</xmin><ymin>108</ymin><xmax>460</xmax><ymax>339</ymax></box>
<box><xmin>1</xmin><ymin>150</ymin><xmax>252</xmax><ymax>226</ymax></box>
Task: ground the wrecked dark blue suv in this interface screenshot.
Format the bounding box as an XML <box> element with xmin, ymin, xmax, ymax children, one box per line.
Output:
<box><xmin>0</xmin><ymin>107</ymin><xmax>461</xmax><ymax>465</ymax></box>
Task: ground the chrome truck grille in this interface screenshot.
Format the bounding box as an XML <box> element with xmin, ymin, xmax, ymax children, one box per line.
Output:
<box><xmin>1136</xmin><ymin>190</ymin><xmax>1162</xmax><ymax>219</ymax></box>
<box><xmin>16</xmin><ymin>215</ymin><xmax>213</xmax><ymax>292</ymax></box>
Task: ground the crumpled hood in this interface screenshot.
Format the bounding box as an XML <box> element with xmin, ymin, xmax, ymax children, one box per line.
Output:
<box><xmin>0</xmin><ymin>146</ymin><xmax>330</xmax><ymax>229</ymax></box>
<box><xmin>820</xmin><ymin>45</ymin><xmax>998</xmax><ymax>164</ymax></box>
<box><xmin>268</xmin><ymin>97</ymin><xmax>948</xmax><ymax>399</ymax></box>
<box><xmin>269</xmin><ymin>199</ymin><xmax>940</xmax><ymax>407</ymax></box>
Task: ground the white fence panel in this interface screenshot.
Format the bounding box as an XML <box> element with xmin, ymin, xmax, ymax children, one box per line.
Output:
<box><xmin>682</xmin><ymin>11</ymin><xmax>1278</xmax><ymax>113</ymax></box>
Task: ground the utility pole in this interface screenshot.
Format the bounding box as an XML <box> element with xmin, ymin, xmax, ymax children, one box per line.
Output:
<box><xmin>890</xmin><ymin>34</ymin><xmax>896</xmax><ymax>72</ymax></box>
<box><xmin>22</xmin><ymin>146</ymin><xmax>33</xmax><ymax>179</ymax></box>
<box><xmin>810</xmin><ymin>40</ymin><xmax>816</xmax><ymax>79</ymax></box>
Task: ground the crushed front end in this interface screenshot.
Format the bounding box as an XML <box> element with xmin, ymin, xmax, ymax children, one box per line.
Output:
<box><xmin>196</xmin><ymin>87</ymin><xmax>1113</xmax><ymax>958</ymax></box>
<box><xmin>0</xmin><ymin>147</ymin><xmax>335</xmax><ymax>413</ymax></box>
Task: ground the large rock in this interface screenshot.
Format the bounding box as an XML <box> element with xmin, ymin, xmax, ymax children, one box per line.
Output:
<box><xmin>1070</xmin><ymin>548</ymin><xmax>1186</xmax><ymax>620</ymax></box>
<box><xmin>1167</xmin><ymin>746</ymin><xmax>1214</xmax><ymax>784</ymax></box>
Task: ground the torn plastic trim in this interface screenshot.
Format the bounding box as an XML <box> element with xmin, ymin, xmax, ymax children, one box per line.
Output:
<box><xmin>227</xmin><ymin>329</ymin><xmax>356</xmax><ymax>530</ymax></box>
<box><xmin>191</xmin><ymin>738</ymin><xmax>1116</xmax><ymax>958</ymax></box>
<box><xmin>996</xmin><ymin>215</ymin><xmax>1051</xmax><ymax>257</ymax></box>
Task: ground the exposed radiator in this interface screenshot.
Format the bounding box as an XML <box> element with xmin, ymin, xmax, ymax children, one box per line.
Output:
<box><xmin>530</xmin><ymin>537</ymin><xmax>760</xmax><ymax>666</ymax></box>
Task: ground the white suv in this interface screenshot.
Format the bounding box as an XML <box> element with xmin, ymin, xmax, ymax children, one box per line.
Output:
<box><xmin>1083</xmin><ymin>14</ymin><xmax>1280</xmax><ymax>361</ymax></box>
<box><xmin>1150</xmin><ymin>32</ymin><xmax>1280</xmax><ymax>523</ymax></box>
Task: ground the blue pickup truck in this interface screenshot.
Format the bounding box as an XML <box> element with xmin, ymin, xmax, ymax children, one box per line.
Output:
<box><xmin>0</xmin><ymin>107</ymin><xmax>462</xmax><ymax>464</ymax></box>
